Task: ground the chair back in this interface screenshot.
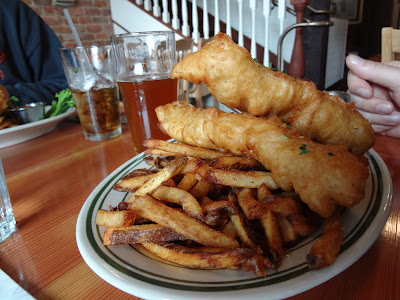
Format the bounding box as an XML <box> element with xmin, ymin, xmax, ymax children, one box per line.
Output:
<box><xmin>381</xmin><ymin>27</ymin><xmax>400</xmax><ymax>62</ymax></box>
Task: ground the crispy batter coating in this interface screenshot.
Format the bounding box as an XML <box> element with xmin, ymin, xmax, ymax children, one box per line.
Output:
<box><xmin>156</xmin><ymin>102</ymin><xmax>369</xmax><ymax>218</ymax></box>
<box><xmin>171</xmin><ymin>33</ymin><xmax>375</xmax><ymax>155</ymax></box>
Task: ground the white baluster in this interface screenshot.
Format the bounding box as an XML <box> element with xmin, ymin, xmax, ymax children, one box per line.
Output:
<box><xmin>135</xmin><ymin>0</ymin><xmax>143</xmax><ymax>5</ymax></box>
<box><xmin>162</xmin><ymin>0</ymin><xmax>171</xmax><ymax>23</ymax></box>
<box><xmin>278</xmin><ymin>0</ymin><xmax>286</xmax><ymax>35</ymax></box>
<box><xmin>153</xmin><ymin>0</ymin><xmax>161</xmax><ymax>17</ymax></box>
<box><xmin>203</xmin><ymin>0</ymin><xmax>209</xmax><ymax>39</ymax></box>
<box><xmin>172</xmin><ymin>0</ymin><xmax>180</xmax><ymax>30</ymax></box>
<box><xmin>263</xmin><ymin>0</ymin><xmax>271</xmax><ymax>66</ymax></box>
<box><xmin>226</xmin><ymin>0</ymin><xmax>231</xmax><ymax>36</ymax></box>
<box><xmin>250</xmin><ymin>0</ymin><xmax>256</xmax><ymax>58</ymax></box>
<box><xmin>181</xmin><ymin>0</ymin><xmax>190</xmax><ymax>37</ymax></box>
<box><xmin>214</xmin><ymin>1</ymin><xmax>220</xmax><ymax>34</ymax></box>
<box><xmin>237</xmin><ymin>0</ymin><xmax>243</xmax><ymax>46</ymax></box>
<box><xmin>192</xmin><ymin>0</ymin><xmax>200</xmax><ymax>43</ymax></box>
<box><xmin>144</xmin><ymin>0</ymin><xmax>151</xmax><ymax>11</ymax></box>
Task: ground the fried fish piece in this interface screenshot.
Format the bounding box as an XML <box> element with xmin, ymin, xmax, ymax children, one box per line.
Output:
<box><xmin>156</xmin><ymin>101</ymin><xmax>369</xmax><ymax>218</ymax></box>
<box><xmin>171</xmin><ymin>33</ymin><xmax>375</xmax><ymax>155</ymax></box>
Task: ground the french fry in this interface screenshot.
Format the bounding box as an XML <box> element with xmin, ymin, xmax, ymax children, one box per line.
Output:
<box><xmin>260</xmin><ymin>210</ymin><xmax>284</xmax><ymax>267</ymax></box>
<box><xmin>227</xmin><ymin>193</ymin><xmax>257</xmax><ymax>248</ymax></box>
<box><xmin>307</xmin><ymin>212</ymin><xmax>344</xmax><ymax>269</ymax></box>
<box><xmin>205</xmin><ymin>169</ymin><xmax>278</xmax><ymax>189</ymax></box>
<box><xmin>237</xmin><ymin>188</ymin><xmax>265</xmax><ymax>219</ymax></box>
<box><xmin>202</xmin><ymin>200</ymin><xmax>237</xmax><ymax>226</ymax></box>
<box><xmin>128</xmin><ymin>194</ymin><xmax>239</xmax><ymax>248</ymax></box>
<box><xmin>257</xmin><ymin>183</ymin><xmax>273</xmax><ymax>201</ymax></box>
<box><xmin>141</xmin><ymin>242</ymin><xmax>272</xmax><ymax>276</ymax></box>
<box><xmin>134</xmin><ymin>156</ymin><xmax>189</xmax><ymax>197</ymax></box>
<box><xmin>189</xmin><ymin>180</ymin><xmax>212</xmax><ymax>199</ymax></box>
<box><xmin>177</xmin><ymin>172</ymin><xmax>198</xmax><ymax>191</ymax></box>
<box><xmin>144</xmin><ymin>139</ymin><xmax>230</xmax><ymax>160</ymax></box>
<box><xmin>261</xmin><ymin>195</ymin><xmax>303</xmax><ymax>217</ymax></box>
<box><xmin>95</xmin><ymin>210</ymin><xmax>136</xmax><ymax>227</ymax></box>
<box><xmin>288</xmin><ymin>214</ymin><xmax>318</xmax><ymax>237</ymax></box>
<box><xmin>221</xmin><ymin>220</ymin><xmax>238</xmax><ymax>240</ymax></box>
<box><xmin>210</xmin><ymin>156</ymin><xmax>264</xmax><ymax>171</ymax></box>
<box><xmin>144</xmin><ymin>155</ymin><xmax>175</xmax><ymax>168</ymax></box>
<box><xmin>145</xmin><ymin>148</ymin><xmax>179</xmax><ymax>156</ymax></box>
<box><xmin>152</xmin><ymin>186</ymin><xmax>205</xmax><ymax>221</ymax></box>
<box><xmin>277</xmin><ymin>214</ymin><xmax>298</xmax><ymax>246</ymax></box>
<box><xmin>103</xmin><ymin>224</ymin><xmax>187</xmax><ymax>245</ymax></box>
<box><xmin>113</xmin><ymin>173</ymin><xmax>157</xmax><ymax>193</ymax></box>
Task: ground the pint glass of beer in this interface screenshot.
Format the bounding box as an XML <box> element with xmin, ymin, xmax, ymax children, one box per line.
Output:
<box><xmin>60</xmin><ymin>45</ymin><xmax>122</xmax><ymax>141</ymax></box>
<box><xmin>111</xmin><ymin>31</ymin><xmax>177</xmax><ymax>152</ymax></box>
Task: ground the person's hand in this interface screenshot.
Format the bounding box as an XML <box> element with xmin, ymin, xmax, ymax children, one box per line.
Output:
<box><xmin>346</xmin><ymin>54</ymin><xmax>400</xmax><ymax>138</ymax></box>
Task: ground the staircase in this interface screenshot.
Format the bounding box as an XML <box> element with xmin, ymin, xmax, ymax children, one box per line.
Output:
<box><xmin>110</xmin><ymin>0</ymin><xmax>348</xmax><ymax>90</ymax></box>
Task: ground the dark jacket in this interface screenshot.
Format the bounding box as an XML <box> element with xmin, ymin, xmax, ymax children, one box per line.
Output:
<box><xmin>0</xmin><ymin>0</ymin><xmax>68</xmax><ymax>105</ymax></box>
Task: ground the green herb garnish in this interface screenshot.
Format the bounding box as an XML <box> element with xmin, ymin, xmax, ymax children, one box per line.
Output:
<box><xmin>44</xmin><ymin>89</ymin><xmax>75</xmax><ymax>119</ymax></box>
<box><xmin>299</xmin><ymin>144</ymin><xmax>307</xmax><ymax>150</ymax></box>
<box><xmin>287</xmin><ymin>125</ymin><xmax>291</xmax><ymax>129</ymax></box>
<box><xmin>299</xmin><ymin>144</ymin><xmax>310</xmax><ymax>154</ymax></box>
<box><xmin>328</xmin><ymin>152</ymin><xmax>334</xmax><ymax>156</ymax></box>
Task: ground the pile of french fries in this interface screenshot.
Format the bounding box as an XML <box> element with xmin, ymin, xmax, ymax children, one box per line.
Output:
<box><xmin>0</xmin><ymin>116</ymin><xmax>16</xmax><ymax>129</ymax></box>
<box><xmin>96</xmin><ymin>139</ymin><xmax>344</xmax><ymax>276</ymax></box>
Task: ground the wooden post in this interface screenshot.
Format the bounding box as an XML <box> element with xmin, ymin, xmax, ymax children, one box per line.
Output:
<box><xmin>289</xmin><ymin>0</ymin><xmax>310</xmax><ymax>78</ymax></box>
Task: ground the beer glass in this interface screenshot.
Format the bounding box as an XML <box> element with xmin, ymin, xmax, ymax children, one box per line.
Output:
<box><xmin>111</xmin><ymin>31</ymin><xmax>177</xmax><ymax>152</ymax></box>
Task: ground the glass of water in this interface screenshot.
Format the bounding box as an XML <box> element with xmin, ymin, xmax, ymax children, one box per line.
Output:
<box><xmin>0</xmin><ymin>157</ymin><xmax>16</xmax><ymax>243</ymax></box>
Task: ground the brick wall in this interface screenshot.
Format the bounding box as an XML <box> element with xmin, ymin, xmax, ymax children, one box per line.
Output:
<box><xmin>22</xmin><ymin>0</ymin><xmax>114</xmax><ymax>47</ymax></box>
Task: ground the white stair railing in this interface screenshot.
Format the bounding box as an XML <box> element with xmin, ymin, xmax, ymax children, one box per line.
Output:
<box><xmin>278</xmin><ymin>0</ymin><xmax>286</xmax><ymax>35</ymax></box>
<box><xmin>250</xmin><ymin>0</ymin><xmax>257</xmax><ymax>58</ymax></box>
<box><xmin>172</xmin><ymin>0</ymin><xmax>180</xmax><ymax>30</ymax></box>
<box><xmin>192</xmin><ymin>0</ymin><xmax>200</xmax><ymax>43</ymax></box>
<box><xmin>263</xmin><ymin>0</ymin><xmax>271</xmax><ymax>65</ymax></box>
<box><xmin>226</xmin><ymin>0</ymin><xmax>231</xmax><ymax>36</ymax></box>
<box><xmin>153</xmin><ymin>0</ymin><xmax>161</xmax><ymax>17</ymax></box>
<box><xmin>162</xmin><ymin>0</ymin><xmax>170</xmax><ymax>23</ymax></box>
<box><xmin>181</xmin><ymin>0</ymin><xmax>190</xmax><ymax>36</ymax></box>
<box><xmin>214</xmin><ymin>1</ymin><xmax>220</xmax><ymax>34</ymax></box>
<box><xmin>237</xmin><ymin>0</ymin><xmax>243</xmax><ymax>46</ymax></box>
<box><xmin>144</xmin><ymin>0</ymin><xmax>152</xmax><ymax>11</ymax></box>
<box><xmin>203</xmin><ymin>0</ymin><xmax>210</xmax><ymax>39</ymax></box>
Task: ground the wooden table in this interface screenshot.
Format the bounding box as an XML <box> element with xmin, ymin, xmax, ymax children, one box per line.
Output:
<box><xmin>0</xmin><ymin>119</ymin><xmax>398</xmax><ymax>299</ymax></box>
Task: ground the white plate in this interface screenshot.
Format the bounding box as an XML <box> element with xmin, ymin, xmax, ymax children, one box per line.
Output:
<box><xmin>76</xmin><ymin>149</ymin><xmax>393</xmax><ymax>300</ymax></box>
<box><xmin>0</xmin><ymin>107</ymin><xmax>76</xmax><ymax>148</ymax></box>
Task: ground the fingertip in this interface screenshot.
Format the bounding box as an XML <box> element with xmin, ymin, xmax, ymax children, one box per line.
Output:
<box><xmin>376</xmin><ymin>103</ymin><xmax>394</xmax><ymax>115</ymax></box>
<box><xmin>346</xmin><ymin>54</ymin><xmax>365</xmax><ymax>66</ymax></box>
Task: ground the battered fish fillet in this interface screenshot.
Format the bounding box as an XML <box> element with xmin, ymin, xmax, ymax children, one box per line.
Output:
<box><xmin>156</xmin><ymin>102</ymin><xmax>369</xmax><ymax>218</ymax></box>
<box><xmin>171</xmin><ymin>33</ymin><xmax>375</xmax><ymax>155</ymax></box>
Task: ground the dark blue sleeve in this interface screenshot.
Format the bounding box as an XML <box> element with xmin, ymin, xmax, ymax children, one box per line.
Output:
<box><xmin>2</xmin><ymin>1</ymin><xmax>68</xmax><ymax>105</ymax></box>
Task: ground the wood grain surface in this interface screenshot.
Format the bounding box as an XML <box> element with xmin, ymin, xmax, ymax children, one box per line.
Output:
<box><xmin>0</xmin><ymin>119</ymin><xmax>398</xmax><ymax>300</ymax></box>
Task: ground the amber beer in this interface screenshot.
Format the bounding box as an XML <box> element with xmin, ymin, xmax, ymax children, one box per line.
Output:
<box><xmin>118</xmin><ymin>76</ymin><xmax>177</xmax><ymax>152</ymax></box>
<box><xmin>71</xmin><ymin>86</ymin><xmax>121</xmax><ymax>140</ymax></box>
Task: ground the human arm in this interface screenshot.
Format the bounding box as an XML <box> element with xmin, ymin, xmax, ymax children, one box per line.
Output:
<box><xmin>0</xmin><ymin>1</ymin><xmax>68</xmax><ymax>106</ymax></box>
<box><xmin>346</xmin><ymin>54</ymin><xmax>400</xmax><ymax>138</ymax></box>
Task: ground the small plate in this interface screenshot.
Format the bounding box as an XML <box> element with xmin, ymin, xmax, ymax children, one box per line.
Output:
<box><xmin>0</xmin><ymin>107</ymin><xmax>76</xmax><ymax>148</ymax></box>
<box><xmin>76</xmin><ymin>149</ymin><xmax>392</xmax><ymax>300</ymax></box>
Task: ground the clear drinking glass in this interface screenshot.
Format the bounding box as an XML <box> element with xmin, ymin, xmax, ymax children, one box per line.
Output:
<box><xmin>0</xmin><ymin>158</ymin><xmax>16</xmax><ymax>243</ymax></box>
<box><xmin>59</xmin><ymin>45</ymin><xmax>122</xmax><ymax>141</ymax></box>
<box><xmin>111</xmin><ymin>31</ymin><xmax>177</xmax><ymax>152</ymax></box>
